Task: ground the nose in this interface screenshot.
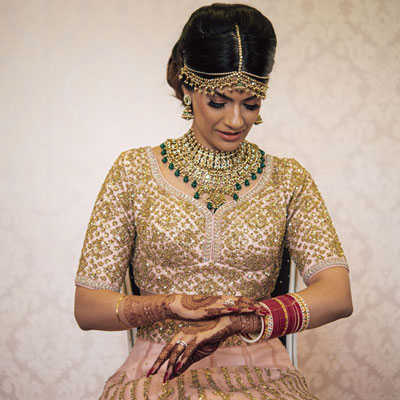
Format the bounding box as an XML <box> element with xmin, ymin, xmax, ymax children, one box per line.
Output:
<box><xmin>224</xmin><ymin>104</ymin><xmax>244</xmax><ymax>130</ymax></box>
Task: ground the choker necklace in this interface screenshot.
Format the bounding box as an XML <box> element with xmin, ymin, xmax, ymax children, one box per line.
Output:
<box><xmin>160</xmin><ymin>129</ymin><xmax>266</xmax><ymax>211</ymax></box>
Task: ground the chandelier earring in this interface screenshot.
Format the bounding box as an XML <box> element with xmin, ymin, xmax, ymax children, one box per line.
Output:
<box><xmin>254</xmin><ymin>114</ymin><xmax>263</xmax><ymax>125</ymax></box>
<box><xmin>181</xmin><ymin>94</ymin><xmax>194</xmax><ymax>120</ymax></box>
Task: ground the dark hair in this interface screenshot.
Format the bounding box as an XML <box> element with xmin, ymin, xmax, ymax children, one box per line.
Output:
<box><xmin>167</xmin><ymin>3</ymin><xmax>277</xmax><ymax>101</ymax></box>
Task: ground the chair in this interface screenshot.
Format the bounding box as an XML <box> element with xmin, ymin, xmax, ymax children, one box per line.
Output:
<box><xmin>123</xmin><ymin>247</ymin><xmax>298</xmax><ymax>366</ymax></box>
<box><xmin>270</xmin><ymin>247</ymin><xmax>298</xmax><ymax>367</ymax></box>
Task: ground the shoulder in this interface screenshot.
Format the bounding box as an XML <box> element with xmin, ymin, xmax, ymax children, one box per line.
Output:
<box><xmin>268</xmin><ymin>155</ymin><xmax>312</xmax><ymax>184</ymax></box>
<box><xmin>107</xmin><ymin>146</ymin><xmax>153</xmax><ymax>184</ymax></box>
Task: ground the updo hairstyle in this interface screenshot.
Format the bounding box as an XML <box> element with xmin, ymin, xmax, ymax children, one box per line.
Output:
<box><xmin>167</xmin><ymin>3</ymin><xmax>277</xmax><ymax>102</ymax></box>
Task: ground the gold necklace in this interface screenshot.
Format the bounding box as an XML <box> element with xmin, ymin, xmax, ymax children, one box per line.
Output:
<box><xmin>160</xmin><ymin>129</ymin><xmax>266</xmax><ymax>210</ymax></box>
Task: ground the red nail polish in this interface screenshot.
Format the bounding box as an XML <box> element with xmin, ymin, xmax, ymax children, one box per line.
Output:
<box><xmin>248</xmin><ymin>307</ymin><xmax>258</xmax><ymax>311</ymax></box>
<box><xmin>163</xmin><ymin>371</ymin><xmax>170</xmax><ymax>383</ymax></box>
<box><xmin>175</xmin><ymin>362</ymin><xmax>182</xmax><ymax>373</ymax></box>
<box><xmin>146</xmin><ymin>367</ymin><xmax>154</xmax><ymax>377</ymax></box>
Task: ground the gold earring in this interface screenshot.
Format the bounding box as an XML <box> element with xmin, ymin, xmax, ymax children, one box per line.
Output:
<box><xmin>254</xmin><ymin>114</ymin><xmax>263</xmax><ymax>125</ymax></box>
<box><xmin>181</xmin><ymin>94</ymin><xmax>194</xmax><ymax>120</ymax></box>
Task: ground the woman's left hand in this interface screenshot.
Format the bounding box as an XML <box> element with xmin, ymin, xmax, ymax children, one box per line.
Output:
<box><xmin>147</xmin><ymin>314</ymin><xmax>262</xmax><ymax>382</ymax></box>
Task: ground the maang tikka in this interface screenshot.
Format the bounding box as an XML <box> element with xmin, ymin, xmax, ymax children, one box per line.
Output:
<box><xmin>181</xmin><ymin>94</ymin><xmax>194</xmax><ymax>120</ymax></box>
<box><xmin>179</xmin><ymin>25</ymin><xmax>269</xmax><ymax>99</ymax></box>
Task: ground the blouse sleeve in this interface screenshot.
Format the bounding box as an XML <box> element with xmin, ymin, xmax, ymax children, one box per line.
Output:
<box><xmin>75</xmin><ymin>151</ymin><xmax>136</xmax><ymax>292</ymax></box>
<box><xmin>284</xmin><ymin>159</ymin><xmax>349</xmax><ymax>285</ymax></box>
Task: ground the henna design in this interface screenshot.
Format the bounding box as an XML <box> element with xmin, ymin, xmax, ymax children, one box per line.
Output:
<box><xmin>123</xmin><ymin>294</ymin><xmax>176</xmax><ymax>327</ymax></box>
<box><xmin>181</xmin><ymin>295</ymin><xmax>222</xmax><ymax>310</ymax></box>
<box><xmin>181</xmin><ymin>320</ymin><xmax>219</xmax><ymax>334</ymax></box>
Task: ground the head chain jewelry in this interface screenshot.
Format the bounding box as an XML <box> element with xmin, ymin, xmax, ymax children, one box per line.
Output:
<box><xmin>179</xmin><ymin>25</ymin><xmax>269</xmax><ymax>99</ymax></box>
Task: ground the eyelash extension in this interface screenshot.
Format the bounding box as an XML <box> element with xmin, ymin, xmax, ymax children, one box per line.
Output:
<box><xmin>208</xmin><ymin>100</ymin><xmax>260</xmax><ymax>111</ymax></box>
<box><xmin>208</xmin><ymin>100</ymin><xmax>226</xmax><ymax>109</ymax></box>
<box><xmin>245</xmin><ymin>104</ymin><xmax>260</xmax><ymax>111</ymax></box>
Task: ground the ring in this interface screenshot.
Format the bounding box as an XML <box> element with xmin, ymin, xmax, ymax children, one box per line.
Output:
<box><xmin>176</xmin><ymin>340</ymin><xmax>188</xmax><ymax>348</ymax></box>
<box><xmin>223</xmin><ymin>299</ymin><xmax>235</xmax><ymax>306</ymax></box>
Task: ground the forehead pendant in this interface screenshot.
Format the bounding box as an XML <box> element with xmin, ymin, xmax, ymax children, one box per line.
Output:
<box><xmin>179</xmin><ymin>25</ymin><xmax>269</xmax><ymax>99</ymax></box>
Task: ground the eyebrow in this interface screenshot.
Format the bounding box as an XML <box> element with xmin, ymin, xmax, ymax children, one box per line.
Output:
<box><xmin>213</xmin><ymin>90</ymin><xmax>257</xmax><ymax>102</ymax></box>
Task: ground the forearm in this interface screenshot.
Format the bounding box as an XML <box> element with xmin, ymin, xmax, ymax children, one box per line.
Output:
<box><xmin>295</xmin><ymin>267</ymin><xmax>353</xmax><ymax>329</ymax></box>
<box><xmin>259</xmin><ymin>266</ymin><xmax>353</xmax><ymax>333</ymax></box>
<box><xmin>74</xmin><ymin>286</ymin><xmax>173</xmax><ymax>331</ymax></box>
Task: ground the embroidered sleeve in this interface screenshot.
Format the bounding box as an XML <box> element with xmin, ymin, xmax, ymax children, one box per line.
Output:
<box><xmin>75</xmin><ymin>151</ymin><xmax>136</xmax><ymax>292</ymax></box>
<box><xmin>284</xmin><ymin>159</ymin><xmax>349</xmax><ymax>285</ymax></box>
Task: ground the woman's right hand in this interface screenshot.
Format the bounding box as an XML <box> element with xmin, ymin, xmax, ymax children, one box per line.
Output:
<box><xmin>122</xmin><ymin>294</ymin><xmax>265</xmax><ymax>328</ymax></box>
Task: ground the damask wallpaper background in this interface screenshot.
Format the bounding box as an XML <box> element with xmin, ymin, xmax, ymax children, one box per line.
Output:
<box><xmin>0</xmin><ymin>0</ymin><xmax>399</xmax><ymax>399</ymax></box>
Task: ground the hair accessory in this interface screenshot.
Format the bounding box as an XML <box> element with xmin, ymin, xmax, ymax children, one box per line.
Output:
<box><xmin>254</xmin><ymin>114</ymin><xmax>263</xmax><ymax>125</ymax></box>
<box><xmin>179</xmin><ymin>25</ymin><xmax>269</xmax><ymax>99</ymax></box>
<box><xmin>116</xmin><ymin>294</ymin><xmax>130</xmax><ymax>330</ymax></box>
<box><xmin>181</xmin><ymin>94</ymin><xmax>194</xmax><ymax>120</ymax></box>
<box><xmin>176</xmin><ymin>339</ymin><xmax>188</xmax><ymax>348</ymax></box>
<box><xmin>160</xmin><ymin>129</ymin><xmax>267</xmax><ymax>211</ymax></box>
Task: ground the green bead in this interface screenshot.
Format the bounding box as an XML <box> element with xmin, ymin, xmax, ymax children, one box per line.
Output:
<box><xmin>207</xmin><ymin>202</ymin><xmax>213</xmax><ymax>210</ymax></box>
<box><xmin>257</xmin><ymin>167</ymin><xmax>263</xmax><ymax>174</ymax></box>
<box><xmin>260</xmin><ymin>162</ymin><xmax>265</xmax><ymax>168</ymax></box>
<box><xmin>174</xmin><ymin>170</ymin><xmax>180</xmax><ymax>177</ymax></box>
<box><xmin>160</xmin><ymin>143</ymin><xmax>166</xmax><ymax>149</ymax></box>
<box><xmin>233</xmin><ymin>193</ymin><xmax>239</xmax><ymax>201</ymax></box>
<box><xmin>235</xmin><ymin>183</ymin><xmax>242</xmax><ymax>190</ymax></box>
<box><xmin>261</xmin><ymin>157</ymin><xmax>265</xmax><ymax>162</ymax></box>
<box><xmin>183</xmin><ymin>176</ymin><xmax>189</xmax><ymax>183</ymax></box>
<box><xmin>244</xmin><ymin>179</ymin><xmax>250</xmax><ymax>186</ymax></box>
<box><xmin>260</xmin><ymin>149</ymin><xmax>265</xmax><ymax>155</ymax></box>
<box><xmin>191</xmin><ymin>180</ymin><xmax>197</xmax><ymax>188</ymax></box>
<box><xmin>251</xmin><ymin>173</ymin><xmax>257</xmax><ymax>180</ymax></box>
<box><xmin>161</xmin><ymin>149</ymin><xmax>167</xmax><ymax>155</ymax></box>
<box><xmin>168</xmin><ymin>163</ymin><xmax>174</xmax><ymax>170</ymax></box>
<box><xmin>162</xmin><ymin>157</ymin><xmax>168</xmax><ymax>163</ymax></box>
<box><xmin>194</xmin><ymin>192</ymin><xmax>200</xmax><ymax>199</ymax></box>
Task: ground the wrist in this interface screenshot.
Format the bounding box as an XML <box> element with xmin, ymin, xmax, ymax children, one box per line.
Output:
<box><xmin>230</xmin><ymin>314</ymin><xmax>262</xmax><ymax>335</ymax></box>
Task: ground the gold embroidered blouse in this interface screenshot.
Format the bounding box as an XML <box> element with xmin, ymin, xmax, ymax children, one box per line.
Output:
<box><xmin>75</xmin><ymin>146</ymin><xmax>348</xmax><ymax>300</ymax></box>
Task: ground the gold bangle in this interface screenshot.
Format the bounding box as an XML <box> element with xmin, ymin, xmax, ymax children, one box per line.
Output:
<box><xmin>273</xmin><ymin>298</ymin><xmax>289</xmax><ymax>336</ymax></box>
<box><xmin>288</xmin><ymin>293</ymin><xmax>310</xmax><ymax>331</ymax></box>
<box><xmin>116</xmin><ymin>294</ymin><xmax>130</xmax><ymax>330</ymax></box>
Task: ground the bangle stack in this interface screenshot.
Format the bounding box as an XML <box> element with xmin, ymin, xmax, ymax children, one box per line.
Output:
<box><xmin>239</xmin><ymin>293</ymin><xmax>310</xmax><ymax>344</ymax></box>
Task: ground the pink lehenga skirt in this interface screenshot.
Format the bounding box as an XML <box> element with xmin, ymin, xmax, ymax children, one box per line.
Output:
<box><xmin>100</xmin><ymin>336</ymin><xmax>318</xmax><ymax>399</ymax></box>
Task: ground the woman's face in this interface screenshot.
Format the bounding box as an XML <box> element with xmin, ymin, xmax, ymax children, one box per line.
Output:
<box><xmin>184</xmin><ymin>87</ymin><xmax>262</xmax><ymax>152</ymax></box>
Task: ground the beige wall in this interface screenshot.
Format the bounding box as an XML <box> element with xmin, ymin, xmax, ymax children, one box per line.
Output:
<box><xmin>1</xmin><ymin>1</ymin><xmax>399</xmax><ymax>398</ymax></box>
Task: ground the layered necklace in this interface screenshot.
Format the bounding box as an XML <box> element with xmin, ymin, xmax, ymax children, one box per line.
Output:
<box><xmin>160</xmin><ymin>129</ymin><xmax>266</xmax><ymax>211</ymax></box>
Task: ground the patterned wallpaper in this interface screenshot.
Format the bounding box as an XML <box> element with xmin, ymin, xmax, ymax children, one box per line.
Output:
<box><xmin>0</xmin><ymin>1</ymin><xmax>399</xmax><ymax>399</ymax></box>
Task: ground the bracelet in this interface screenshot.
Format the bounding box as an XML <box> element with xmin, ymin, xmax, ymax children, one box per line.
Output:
<box><xmin>116</xmin><ymin>294</ymin><xmax>130</xmax><ymax>330</ymax></box>
<box><xmin>273</xmin><ymin>298</ymin><xmax>289</xmax><ymax>336</ymax></box>
<box><xmin>239</xmin><ymin>316</ymin><xmax>265</xmax><ymax>343</ymax></box>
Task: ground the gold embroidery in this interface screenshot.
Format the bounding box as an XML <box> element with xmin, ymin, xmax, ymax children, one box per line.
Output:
<box><xmin>233</xmin><ymin>368</ymin><xmax>256</xmax><ymax>400</ymax></box>
<box><xmin>158</xmin><ymin>382</ymin><xmax>175</xmax><ymax>400</ymax></box>
<box><xmin>204</xmin><ymin>368</ymin><xmax>232</xmax><ymax>400</ymax></box>
<box><xmin>130</xmin><ymin>379</ymin><xmax>137</xmax><ymax>400</ymax></box>
<box><xmin>143</xmin><ymin>376</ymin><xmax>152</xmax><ymax>400</ymax></box>
<box><xmin>177</xmin><ymin>375</ymin><xmax>190</xmax><ymax>400</ymax></box>
<box><xmin>191</xmin><ymin>370</ymin><xmax>207</xmax><ymax>400</ymax></box>
<box><xmin>76</xmin><ymin>148</ymin><xmax>347</xmax><ymax>305</ymax></box>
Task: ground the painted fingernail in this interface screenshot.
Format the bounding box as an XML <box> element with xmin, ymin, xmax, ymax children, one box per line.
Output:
<box><xmin>248</xmin><ymin>307</ymin><xmax>258</xmax><ymax>311</ymax></box>
<box><xmin>163</xmin><ymin>371</ymin><xmax>170</xmax><ymax>383</ymax></box>
<box><xmin>175</xmin><ymin>362</ymin><xmax>182</xmax><ymax>373</ymax></box>
<box><xmin>146</xmin><ymin>367</ymin><xmax>154</xmax><ymax>377</ymax></box>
